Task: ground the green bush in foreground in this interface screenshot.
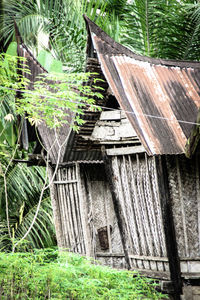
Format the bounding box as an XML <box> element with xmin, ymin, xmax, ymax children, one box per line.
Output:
<box><xmin>0</xmin><ymin>249</ymin><xmax>168</xmax><ymax>299</ymax></box>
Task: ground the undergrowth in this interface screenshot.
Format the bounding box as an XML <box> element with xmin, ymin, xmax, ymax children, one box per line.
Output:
<box><xmin>0</xmin><ymin>248</ymin><xmax>168</xmax><ymax>299</ymax></box>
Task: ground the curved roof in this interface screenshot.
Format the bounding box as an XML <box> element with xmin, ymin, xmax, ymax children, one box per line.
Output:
<box><xmin>84</xmin><ymin>15</ymin><xmax>200</xmax><ymax>156</ymax></box>
<box><xmin>15</xmin><ymin>23</ymin><xmax>74</xmax><ymax>164</ymax></box>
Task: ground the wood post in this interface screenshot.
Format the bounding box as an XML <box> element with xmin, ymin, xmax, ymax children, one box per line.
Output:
<box><xmin>155</xmin><ymin>156</ymin><xmax>182</xmax><ymax>299</ymax></box>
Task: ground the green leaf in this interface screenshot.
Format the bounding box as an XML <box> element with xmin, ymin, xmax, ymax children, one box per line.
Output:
<box><xmin>4</xmin><ymin>122</ymin><xmax>17</xmax><ymax>147</ymax></box>
<box><xmin>6</xmin><ymin>42</ymin><xmax>17</xmax><ymax>56</ymax></box>
<box><xmin>37</xmin><ymin>50</ymin><xmax>54</xmax><ymax>72</ymax></box>
<box><xmin>37</xmin><ymin>50</ymin><xmax>63</xmax><ymax>73</ymax></box>
<box><xmin>49</xmin><ymin>59</ymin><xmax>63</xmax><ymax>73</ymax></box>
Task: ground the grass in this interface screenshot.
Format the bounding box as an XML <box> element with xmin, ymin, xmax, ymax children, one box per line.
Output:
<box><xmin>0</xmin><ymin>248</ymin><xmax>168</xmax><ymax>299</ymax></box>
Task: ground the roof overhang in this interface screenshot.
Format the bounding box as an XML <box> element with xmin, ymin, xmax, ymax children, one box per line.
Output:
<box><xmin>84</xmin><ymin>15</ymin><xmax>200</xmax><ymax>157</ymax></box>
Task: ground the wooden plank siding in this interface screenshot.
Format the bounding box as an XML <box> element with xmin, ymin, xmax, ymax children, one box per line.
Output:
<box><xmin>50</xmin><ymin>153</ymin><xmax>200</xmax><ymax>283</ymax></box>
<box><xmin>110</xmin><ymin>153</ymin><xmax>169</xmax><ymax>277</ymax></box>
<box><xmin>53</xmin><ymin>164</ymin><xmax>90</xmax><ymax>254</ymax></box>
<box><xmin>166</xmin><ymin>154</ymin><xmax>200</xmax><ymax>277</ymax></box>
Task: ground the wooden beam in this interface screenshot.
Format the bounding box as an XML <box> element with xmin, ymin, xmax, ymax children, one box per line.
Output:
<box><xmin>100</xmin><ymin>110</ymin><xmax>121</xmax><ymax>121</ymax></box>
<box><xmin>106</xmin><ymin>145</ymin><xmax>145</xmax><ymax>156</ymax></box>
<box><xmin>53</xmin><ymin>179</ymin><xmax>78</xmax><ymax>184</ymax></box>
<box><xmin>155</xmin><ymin>156</ymin><xmax>182</xmax><ymax>299</ymax></box>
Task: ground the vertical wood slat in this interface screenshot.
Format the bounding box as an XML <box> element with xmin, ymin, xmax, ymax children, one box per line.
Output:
<box><xmin>145</xmin><ymin>154</ymin><xmax>161</xmax><ymax>257</ymax></box>
<box><xmin>76</xmin><ymin>164</ymin><xmax>91</xmax><ymax>256</ymax></box>
<box><xmin>86</xmin><ymin>178</ymin><xmax>96</xmax><ymax>258</ymax></box>
<box><xmin>68</xmin><ymin>165</ymin><xmax>81</xmax><ymax>253</ymax></box>
<box><xmin>71</xmin><ymin>164</ymin><xmax>82</xmax><ymax>253</ymax></box>
<box><xmin>103</xmin><ymin>180</ymin><xmax>113</xmax><ymax>266</ymax></box>
<box><xmin>57</xmin><ymin>168</ymin><xmax>71</xmax><ymax>248</ymax></box>
<box><xmin>122</xmin><ymin>156</ymin><xmax>140</xmax><ymax>255</ymax></box>
<box><xmin>55</xmin><ymin>164</ymin><xmax>89</xmax><ymax>255</ymax></box>
<box><xmin>60</xmin><ymin>168</ymin><xmax>73</xmax><ymax>248</ymax></box>
<box><xmin>196</xmin><ymin>155</ymin><xmax>200</xmax><ymax>254</ymax></box>
<box><xmin>48</xmin><ymin>167</ymin><xmax>64</xmax><ymax>248</ymax></box>
<box><xmin>111</xmin><ymin>153</ymin><xmax>168</xmax><ymax>268</ymax></box>
<box><xmin>112</xmin><ymin>156</ymin><xmax>134</xmax><ymax>264</ymax></box>
<box><xmin>152</xmin><ymin>157</ymin><xmax>167</xmax><ymax>257</ymax></box>
<box><xmin>128</xmin><ymin>155</ymin><xmax>147</xmax><ymax>257</ymax></box>
<box><xmin>176</xmin><ymin>157</ymin><xmax>189</xmax><ymax>257</ymax></box>
<box><xmin>56</xmin><ymin>169</ymin><xmax>66</xmax><ymax>245</ymax></box>
<box><xmin>136</xmin><ymin>154</ymin><xmax>154</xmax><ymax>256</ymax></box>
<box><xmin>73</xmin><ymin>165</ymin><xmax>85</xmax><ymax>254</ymax></box>
<box><xmin>102</xmin><ymin>150</ymin><xmax>132</xmax><ymax>269</ymax></box>
<box><xmin>60</xmin><ymin>167</ymin><xmax>72</xmax><ymax>249</ymax></box>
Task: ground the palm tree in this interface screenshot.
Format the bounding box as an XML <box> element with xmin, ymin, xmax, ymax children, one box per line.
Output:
<box><xmin>0</xmin><ymin>46</ymin><xmax>56</xmax><ymax>252</ymax></box>
<box><xmin>0</xmin><ymin>0</ymin><xmax>120</xmax><ymax>71</ymax></box>
<box><xmin>2</xmin><ymin>0</ymin><xmax>200</xmax><ymax>64</ymax></box>
<box><xmin>0</xmin><ymin>159</ymin><xmax>56</xmax><ymax>252</ymax></box>
<box><xmin>120</xmin><ymin>0</ymin><xmax>200</xmax><ymax>61</ymax></box>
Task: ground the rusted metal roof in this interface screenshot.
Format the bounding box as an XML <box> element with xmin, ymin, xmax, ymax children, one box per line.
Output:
<box><xmin>84</xmin><ymin>15</ymin><xmax>200</xmax><ymax>156</ymax></box>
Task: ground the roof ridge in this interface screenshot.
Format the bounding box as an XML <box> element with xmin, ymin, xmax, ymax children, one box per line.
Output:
<box><xmin>14</xmin><ymin>20</ymin><xmax>48</xmax><ymax>73</ymax></box>
<box><xmin>83</xmin><ymin>15</ymin><xmax>200</xmax><ymax>69</ymax></box>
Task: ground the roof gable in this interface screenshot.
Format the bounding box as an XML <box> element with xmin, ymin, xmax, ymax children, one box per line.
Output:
<box><xmin>15</xmin><ymin>23</ymin><xmax>74</xmax><ymax>164</ymax></box>
<box><xmin>84</xmin><ymin>15</ymin><xmax>200</xmax><ymax>156</ymax></box>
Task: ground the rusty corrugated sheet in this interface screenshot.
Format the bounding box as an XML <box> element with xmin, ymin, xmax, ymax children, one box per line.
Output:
<box><xmin>84</xmin><ymin>16</ymin><xmax>200</xmax><ymax>155</ymax></box>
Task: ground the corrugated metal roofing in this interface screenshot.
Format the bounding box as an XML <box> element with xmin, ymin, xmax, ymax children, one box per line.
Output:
<box><xmin>84</xmin><ymin>15</ymin><xmax>200</xmax><ymax>155</ymax></box>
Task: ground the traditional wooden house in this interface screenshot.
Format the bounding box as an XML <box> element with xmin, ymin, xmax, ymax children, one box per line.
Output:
<box><xmin>16</xmin><ymin>16</ymin><xmax>200</xmax><ymax>299</ymax></box>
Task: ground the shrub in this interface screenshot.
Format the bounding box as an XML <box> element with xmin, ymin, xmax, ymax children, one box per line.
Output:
<box><xmin>0</xmin><ymin>248</ymin><xmax>168</xmax><ymax>299</ymax></box>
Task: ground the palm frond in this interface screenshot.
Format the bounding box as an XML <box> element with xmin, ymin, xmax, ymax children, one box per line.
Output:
<box><xmin>0</xmin><ymin>162</ymin><xmax>56</xmax><ymax>251</ymax></box>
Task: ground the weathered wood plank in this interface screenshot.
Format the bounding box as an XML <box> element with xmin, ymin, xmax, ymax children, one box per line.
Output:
<box><xmin>136</xmin><ymin>154</ymin><xmax>154</xmax><ymax>256</ymax></box>
<box><xmin>196</xmin><ymin>155</ymin><xmax>200</xmax><ymax>255</ymax></box>
<box><xmin>176</xmin><ymin>157</ymin><xmax>189</xmax><ymax>257</ymax></box>
<box><xmin>144</xmin><ymin>154</ymin><xmax>161</xmax><ymax>257</ymax></box>
<box><xmin>155</xmin><ymin>156</ymin><xmax>182</xmax><ymax>297</ymax></box>
<box><xmin>57</xmin><ymin>168</ymin><xmax>71</xmax><ymax>248</ymax></box>
<box><xmin>67</xmin><ymin>166</ymin><xmax>80</xmax><ymax>253</ymax></box>
<box><xmin>85</xmin><ymin>177</ymin><xmax>96</xmax><ymax>258</ymax></box>
<box><xmin>102</xmin><ymin>149</ymin><xmax>131</xmax><ymax>269</ymax></box>
<box><xmin>106</xmin><ymin>145</ymin><xmax>145</xmax><ymax>156</ymax></box>
<box><xmin>152</xmin><ymin>156</ymin><xmax>167</xmax><ymax>257</ymax></box>
<box><xmin>79</xmin><ymin>166</ymin><xmax>94</xmax><ymax>257</ymax></box>
<box><xmin>128</xmin><ymin>155</ymin><xmax>148</xmax><ymax>256</ymax></box>
<box><xmin>71</xmin><ymin>179</ymin><xmax>83</xmax><ymax>253</ymax></box>
<box><xmin>75</xmin><ymin>164</ymin><xmax>87</xmax><ymax>254</ymax></box>
<box><xmin>113</xmin><ymin>156</ymin><xmax>134</xmax><ymax>259</ymax></box>
<box><xmin>53</xmin><ymin>179</ymin><xmax>78</xmax><ymax>184</ymax></box>
<box><xmin>122</xmin><ymin>155</ymin><xmax>140</xmax><ymax>255</ymax></box>
<box><xmin>48</xmin><ymin>167</ymin><xmax>64</xmax><ymax>248</ymax></box>
<box><xmin>100</xmin><ymin>110</ymin><xmax>121</xmax><ymax>120</ymax></box>
<box><xmin>64</xmin><ymin>167</ymin><xmax>75</xmax><ymax>249</ymax></box>
<box><xmin>131</xmin><ymin>269</ymin><xmax>170</xmax><ymax>280</ymax></box>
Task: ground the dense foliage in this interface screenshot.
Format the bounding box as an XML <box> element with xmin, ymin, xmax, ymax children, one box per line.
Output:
<box><xmin>1</xmin><ymin>0</ymin><xmax>200</xmax><ymax>70</ymax></box>
<box><xmin>1</xmin><ymin>0</ymin><xmax>200</xmax><ymax>253</ymax></box>
<box><xmin>0</xmin><ymin>43</ymin><xmax>102</xmax><ymax>252</ymax></box>
<box><xmin>0</xmin><ymin>249</ymin><xmax>168</xmax><ymax>299</ymax></box>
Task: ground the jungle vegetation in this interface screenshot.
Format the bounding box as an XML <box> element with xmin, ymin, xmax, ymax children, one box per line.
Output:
<box><xmin>0</xmin><ymin>0</ymin><xmax>199</xmax><ymax>298</ymax></box>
